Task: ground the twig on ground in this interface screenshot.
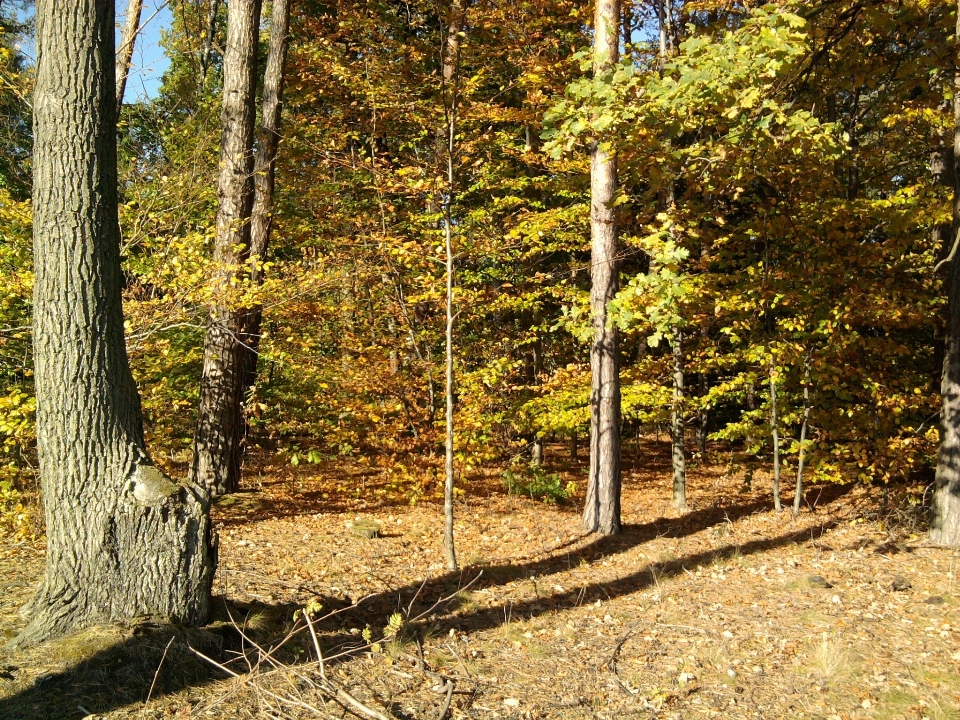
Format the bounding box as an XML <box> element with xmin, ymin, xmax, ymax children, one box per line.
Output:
<box><xmin>145</xmin><ymin>635</ymin><xmax>175</xmax><ymax>704</ymax></box>
<box><xmin>303</xmin><ymin>607</ymin><xmax>327</xmax><ymax>679</ymax></box>
<box><xmin>408</xmin><ymin>570</ymin><xmax>484</xmax><ymax>624</ymax></box>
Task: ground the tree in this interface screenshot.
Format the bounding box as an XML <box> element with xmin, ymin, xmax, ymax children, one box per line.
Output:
<box><xmin>582</xmin><ymin>0</ymin><xmax>622</xmax><ymax>535</ymax></box>
<box><xmin>115</xmin><ymin>0</ymin><xmax>144</xmax><ymax>117</ymax></box>
<box><xmin>442</xmin><ymin>0</ymin><xmax>466</xmax><ymax>572</ymax></box>
<box><xmin>16</xmin><ymin>0</ymin><xmax>214</xmax><ymax>645</ymax></box>
<box><xmin>192</xmin><ymin>0</ymin><xmax>261</xmax><ymax>497</ymax></box>
<box><xmin>242</xmin><ymin>0</ymin><xmax>292</xmax><ymax>396</ymax></box>
<box><xmin>930</xmin><ymin>0</ymin><xmax>960</xmax><ymax>546</ymax></box>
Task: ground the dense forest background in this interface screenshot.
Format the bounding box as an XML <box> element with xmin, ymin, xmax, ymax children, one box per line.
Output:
<box><xmin>0</xmin><ymin>0</ymin><xmax>954</xmax><ymax>533</ymax></box>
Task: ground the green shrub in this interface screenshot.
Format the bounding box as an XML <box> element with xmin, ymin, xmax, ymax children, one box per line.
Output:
<box><xmin>501</xmin><ymin>467</ymin><xmax>575</xmax><ymax>504</ymax></box>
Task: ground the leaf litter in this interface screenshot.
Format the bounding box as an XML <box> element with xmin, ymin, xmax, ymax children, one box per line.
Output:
<box><xmin>0</xmin><ymin>440</ymin><xmax>958</xmax><ymax>719</ymax></box>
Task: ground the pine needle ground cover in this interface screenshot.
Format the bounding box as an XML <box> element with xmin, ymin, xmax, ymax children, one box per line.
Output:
<box><xmin>1</xmin><ymin>442</ymin><xmax>958</xmax><ymax>719</ymax></box>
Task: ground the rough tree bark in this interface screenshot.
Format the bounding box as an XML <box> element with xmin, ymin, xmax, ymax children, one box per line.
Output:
<box><xmin>192</xmin><ymin>0</ymin><xmax>261</xmax><ymax>497</ymax></box>
<box><xmin>442</xmin><ymin>0</ymin><xmax>466</xmax><ymax>571</ymax></box>
<box><xmin>931</xmin><ymin>0</ymin><xmax>960</xmax><ymax>546</ymax></box>
<box><xmin>115</xmin><ymin>0</ymin><xmax>144</xmax><ymax>117</ymax></box>
<box><xmin>582</xmin><ymin>0</ymin><xmax>622</xmax><ymax>536</ymax></box>
<box><xmin>241</xmin><ymin>0</ymin><xmax>292</xmax><ymax>397</ymax></box>
<box><xmin>671</xmin><ymin>332</ymin><xmax>686</xmax><ymax>509</ymax></box>
<box><xmin>17</xmin><ymin>0</ymin><xmax>214</xmax><ymax>646</ymax></box>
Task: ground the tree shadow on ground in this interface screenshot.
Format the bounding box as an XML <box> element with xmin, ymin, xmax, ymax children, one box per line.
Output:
<box><xmin>0</xmin><ymin>483</ymin><xmax>852</xmax><ymax>719</ymax></box>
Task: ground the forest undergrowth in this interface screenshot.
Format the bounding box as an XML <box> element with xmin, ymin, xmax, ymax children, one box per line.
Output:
<box><xmin>1</xmin><ymin>441</ymin><xmax>958</xmax><ymax>720</ymax></box>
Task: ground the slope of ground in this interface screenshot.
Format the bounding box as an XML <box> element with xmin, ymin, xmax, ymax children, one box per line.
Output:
<box><xmin>0</xmin><ymin>442</ymin><xmax>958</xmax><ymax>719</ymax></box>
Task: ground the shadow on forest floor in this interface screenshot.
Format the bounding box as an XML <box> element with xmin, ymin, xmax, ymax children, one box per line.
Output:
<box><xmin>0</xmin><ymin>480</ymin><xmax>853</xmax><ymax>719</ymax></box>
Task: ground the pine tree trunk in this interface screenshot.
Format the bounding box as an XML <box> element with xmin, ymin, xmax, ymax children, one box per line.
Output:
<box><xmin>115</xmin><ymin>0</ymin><xmax>143</xmax><ymax>116</ymax></box>
<box><xmin>17</xmin><ymin>0</ymin><xmax>215</xmax><ymax>646</ymax></box>
<box><xmin>193</xmin><ymin>0</ymin><xmax>261</xmax><ymax>497</ymax></box>
<box><xmin>241</xmin><ymin>0</ymin><xmax>291</xmax><ymax>398</ymax></box>
<box><xmin>672</xmin><ymin>331</ymin><xmax>686</xmax><ymax>509</ymax></box>
<box><xmin>931</xmin><ymin>1</ymin><xmax>960</xmax><ymax>546</ymax></box>
<box><xmin>583</xmin><ymin>0</ymin><xmax>622</xmax><ymax>536</ymax></box>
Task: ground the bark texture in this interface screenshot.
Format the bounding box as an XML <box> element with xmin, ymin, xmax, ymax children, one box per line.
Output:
<box><xmin>242</xmin><ymin>0</ymin><xmax>291</xmax><ymax>395</ymax></box>
<box><xmin>19</xmin><ymin>0</ymin><xmax>214</xmax><ymax>645</ymax></box>
<box><xmin>583</xmin><ymin>0</ymin><xmax>622</xmax><ymax>535</ymax></box>
<box><xmin>192</xmin><ymin>0</ymin><xmax>261</xmax><ymax>497</ymax></box>
<box><xmin>931</xmin><ymin>2</ymin><xmax>960</xmax><ymax>546</ymax></box>
<box><xmin>115</xmin><ymin>0</ymin><xmax>143</xmax><ymax>117</ymax></box>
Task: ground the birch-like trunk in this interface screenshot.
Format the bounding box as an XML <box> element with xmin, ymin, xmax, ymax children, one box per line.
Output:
<box><xmin>442</xmin><ymin>0</ymin><xmax>465</xmax><ymax>571</ymax></box>
<box><xmin>18</xmin><ymin>0</ymin><xmax>214</xmax><ymax>645</ymax></box>
<box><xmin>672</xmin><ymin>331</ymin><xmax>686</xmax><ymax>509</ymax></box>
<box><xmin>192</xmin><ymin>0</ymin><xmax>261</xmax><ymax>497</ymax></box>
<box><xmin>582</xmin><ymin>0</ymin><xmax>622</xmax><ymax>536</ymax></box>
<box><xmin>793</xmin><ymin>348</ymin><xmax>812</xmax><ymax>516</ymax></box>
<box><xmin>115</xmin><ymin>0</ymin><xmax>143</xmax><ymax>117</ymax></box>
<box><xmin>770</xmin><ymin>356</ymin><xmax>782</xmax><ymax>511</ymax></box>
<box><xmin>931</xmin><ymin>0</ymin><xmax>960</xmax><ymax>546</ymax></box>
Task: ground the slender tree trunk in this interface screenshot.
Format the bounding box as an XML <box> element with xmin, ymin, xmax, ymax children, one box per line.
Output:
<box><xmin>583</xmin><ymin>0</ymin><xmax>622</xmax><ymax>536</ymax></box>
<box><xmin>201</xmin><ymin>0</ymin><xmax>224</xmax><ymax>82</ymax></box>
<box><xmin>793</xmin><ymin>348</ymin><xmax>813</xmax><ymax>516</ymax></box>
<box><xmin>571</xmin><ymin>431</ymin><xmax>578</xmax><ymax>460</ymax></box>
<box><xmin>672</xmin><ymin>331</ymin><xmax>686</xmax><ymax>509</ymax></box>
<box><xmin>17</xmin><ymin>0</ymin><xmax>214</xmax><ymax>646</ymax></box>
<box><xmin>115</xmin><ymin>0</ymin><xmax>143</xmax><ymax>117</ymax></box>
<box><xmin>241</xmin><ymin>0</ymin><xmax>291</xmax><ymax>398</ymax></box>
<box><xmin>530</xmin><ymin>315</ymin><xmax>544</xmax><ymax>467</ymax></box>
<box><xmin>697</xmin><ymin>371</ymin><xmax>708</xmax><ymax>458</ymax></box>
<box><xmin>442</xmin><ymin>0</ymin><xmax>465</xmax><ymax>572</ymax></box>
<box><xmin>931</xmin><ymin>0</ymin><xmax>960</xmax><ymax>546</ymax></box>
<box><xmin>742</xmin><ymin>377</ymin><xmax>756</xmax><ymax>491</ymax></box>
<box><xmin>770</xmin><ymin>356</ymin><xmax>782</xmax><ymax>511</ymax></box>
<box><xmin>192</xmin><ymin>0</ymin><xmax>261</xmax><ymax>498</ymax></box>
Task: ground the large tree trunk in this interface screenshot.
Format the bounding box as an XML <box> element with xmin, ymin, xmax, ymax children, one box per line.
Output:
<box><xmin>115</xmin><ymin>0</ymin><xmax>144</xmax><ymax>117</ymax></box>
<box><xmin>241</xmin><ymin>0</ymin><xmax>291</xmax><ymax>398</ymax></box>
<box><xmin>192</xmin><ymin>0</ymin><xmax>261</xmax><ymax>497</ymax></box>
<box><xmin>17</xmin><ymin>0</ymin><xmax>214</xmax><ymax>646</ymax></box>
<box><xmin>931</xmin><ymin>1</ymin><xmax>960</xmax><ymax>546</ymax></box>
<box><xmin>582</xmin><ymin>0</ymin><xmax>622</xmax><ymax>535</ymax></box>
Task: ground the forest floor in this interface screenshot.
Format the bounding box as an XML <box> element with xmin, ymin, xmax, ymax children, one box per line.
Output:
<box><xmin>0</xmin><ymin>441</ymin><xmax>959</xmax><ymax>720</ymax></box>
